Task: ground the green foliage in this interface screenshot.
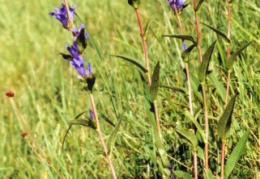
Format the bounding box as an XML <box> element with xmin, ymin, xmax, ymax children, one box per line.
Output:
<box><xmin>217</xmin><ymin>95</ymin><xmax>237</xmax><ymax>140</ymax></box>
<box><xmin>150</xmin><ymin>62</ymin><xmax>160</xmax><ymax>102</ymax></box>
<box><xmin>1</xmin><ymin>0</ymin><xmax>259</xmax><ymax>178</ymax></box>
<box><xmin>224</xmin><ymin>130</ymin><xmax>250</xmax><ymax>178</ymax></box>
<box><xmin>198</xmin><ymin>41</ymin><xmax>216</xmax><ymax>84</ymax></box>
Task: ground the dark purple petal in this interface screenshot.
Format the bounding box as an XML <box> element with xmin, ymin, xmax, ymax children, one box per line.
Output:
<box><xmin>49</xmin><ymin>3</ymin><xmax>76</xmax><ymax>28</ymax></box>
<box><xmin>168</xmin><ymin>0</ymin><xmax>186</xmax><ymax>10</ymax></box>
<box><xmin>89</xmin><ymin>109</ymin><xmax>95</xmax><ymax>120</ymax></box>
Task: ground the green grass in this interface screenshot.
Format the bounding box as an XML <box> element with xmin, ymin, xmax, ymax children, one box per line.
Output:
<box><xmin>1</xmin><ymin>0</ymin><xmax>259</xmax><ymax>178</ymax></box>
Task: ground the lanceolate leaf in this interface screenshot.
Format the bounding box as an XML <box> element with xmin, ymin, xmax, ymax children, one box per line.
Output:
<box><xmin>217</xmin><ymin>95</ymin><xmax>237</xmax><ymax>140</ymax></box>
<box><xmin>62</xmin><ymin>118</ymin><xmax>97</xmax><ymax>149</ymax></box>
<box><xmin>144</xmin><ymin>14</ymin><xmax>158</xmax><ymax>39</ymax></box>
<box><xmin>107</xmin><ymin>118</ymin><xmax>123</xmax><ymax>154</ymax></box>
<box><xmin>198</xmin><ymin>41</ymin><xmax>217</xmax><ymax>84</ymax></box>
<box><xmin>209</xmin><ymin>72</ymin><xmax>225</xmax><ymax>102</ymax></box>
<box><xmin>163</xmin><ymin>34</ymin><xmax>196</xmax><ymax>43</ymax></box>
<box><xmin>196</xmin><ymin>0</ymin><xmax>205</xmax><ymax>12</ymax></box>
<box><xmin>226</xmin><ymin>42</ymin><xmax>252</xmax><ymax>71</ymax></box>
<box><xmin>182</xmin><ymin>42</ymin><xmax>198</xmax><ymax>62</ymax></box>
<box><xmin>160</xmin><ymin>85</ymin><xmax>187</xmax><ymax>94</ymax></box>
<box><xmin>224</xmin><ymin>130</ymin><xmax>250</xmax><ymax>179</ymax></box>
<box><xmin>112</xmin><ymin>54</ymin><xmax>148</xmax><ymax>73</ymax></box>
<box><xmin>150</xmin><ymin>62</ymin><xmax>160</xmax><ymax>101</ymax></box>
<box><xmin>202</xmin><ymin>23</ymin><xmax>230</xmax><ymax>44</ymax></box>
<box><xmin>190</xmin><ymin>73</ymin><xmax>203</xmax><ymax>103</ymax></box>
<box><xmin>174</xmin><ymin>170</ymin><xmax>193</xmax><ymax>179</ymax></box>
<box><xmin>176</xmin><ymin>126</ymin><xmax>198</xmax><ymax>149</ymax></box>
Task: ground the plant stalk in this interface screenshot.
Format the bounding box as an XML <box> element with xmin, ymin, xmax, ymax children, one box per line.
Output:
<box><xmin>88</xmin><ymin>93</ymin><xmax>117</xmax><ymax>179</ymax></box>
<box><xmin>63</xmin><ymin>0</ymin><xmax>74</xmax><ymax>29</ymax></box>
<box><xmin>172</xmin><ymin>4</ymin><xmax>196</xmax><ymax>178</ymax></box>
<box><xmin>220</xmin><ymin>140</ymin><xmax>226</xmax><ymax>179</ymax></box>
<box><xmin>8</xmin><ymin>95</ymin><xmax>64</xmax><ymax>179</ymax></box>
<box><xmin>192</xmin><ymin>0</ymin><xmax>209</xmax><ymax>171</ymax></box>
<box><xmin>135</xmin><ymin>9</ymin><xmax>162</xmax><ymax>138</ymax></box>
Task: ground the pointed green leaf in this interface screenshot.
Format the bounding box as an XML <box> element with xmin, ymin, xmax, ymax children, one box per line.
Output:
<box><xmin>163</xmin><ymin>34</ymin><xmax>196</xmax><ymax>43</ymax></box>
<box><xmin>182</xmin><ymin>42</ymin><xmax>197</xmax><ymax>62</ymax></box>
<box><xmin>190</xmin><ymin>73</ymin><xmax>203</xmax><ymax>103</ymax></box>
<box><xmin>174</xmin><ymin>170</ymin><xmax>193</xmax><ymax>179</ymax></box>
<box><xmin>107</xmin><ymin>118</ymin><xmax>123</xmax><ymax>154</ymax></box>
<box><xmin>69</xmin><ymin>119</ymin><xmax>97</xmax><ymax>130</ymax></box>
<box><xmin>176</xmin><ymin>126</ymin><xmax>198</xmax><ymax>149</ymax></box>
<box><xmin>143</xmin><ymin>14</ymin><xmax>158</xmax><ymax>39</ymax></box>
<box><xmin>202</xmin><ymin>23</ymin><xmax>230</xmax><ymax>43</ymax></box>
<box><xmin>100</xmin><ymin>113</ymin><xmax>116</xmax><ymax>127</ymax></box>
<box><xmin>224</xmin><ymin>130</ymin><xmax>250</xmax><ymax>179</ymax></box>
<box><xmin>198</xmin><ymin>41</ymin><xmax>217</xmax><ymax>84</ymax></box>
<box><xmin>204</xmin><ymin>169</ymin><xmax>214</xmax><ymax>179</ymax></box>
<box><xmin>160</xmin><ymin>85</ymin><xmax>187</xmax><ymax>94</ymax></box>
<box><xmin>196</xmin><ymin>0</ymin><xmax>205</xmax><ymax>12</ymax></box>
<box><xmin>62</xmin><ymin>118</ymin><xmax>97</xmax><ymax>149</ymax></box>
<box><xmin>217</xmin><ymin>95</ymin><xmax>237</xmax><ymax>140</ymax></box>
<box><xmin>185</xmin><ymin>110</ymin><xmax>206</xmax><ymax>142</ymax></box>
<box><xmin>209</xmin><ymin>72</ymin><xmax>225</xmax><ymax>102</ymax></box>
<box><xmin>112</xmin><ymin>54</ymin><xmax>148</xmax><ymax>73</ymax></box>
<box><xmin>150</xmin><ymin>62</ymin><xmax>160</xmax><ymax>101</ymax></box>
<box><xmin>226</xmin><ymin>42</ymin><xmax>252</xmax><ymax>71</ymax></box>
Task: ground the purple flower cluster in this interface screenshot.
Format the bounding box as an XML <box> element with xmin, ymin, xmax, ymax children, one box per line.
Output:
<box><xmin>49</xmin><ymin>3</ymin><xmax>91</xmax><ymax>79</ymax></box>
<box><xmin>168</xmin><ymin>0</ymin><xmax>186</xmax><ymax>10</ymax></box>
<box><xmin>49</xmin><ymin>3</ymin><xmax>76</xmax><ymax>28</ymax></box>
<box><xmin>66</xmin><ymin>43</ymin><xmax>91</xmax><ymax>78</ymax></box>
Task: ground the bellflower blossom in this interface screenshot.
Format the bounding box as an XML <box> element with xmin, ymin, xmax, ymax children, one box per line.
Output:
<box><xmin>66</xmin><ymin>42</ymin><xmax>87</xmax><ymax>77</ymax></box>
<box><xmin>168</xmin><ymin>0</ymin><xmax>186</xmax><ymax>10</ymax></box>
<box><xmin>49</xmin><ymin>3</ymin><xmax>76</xmax><ymax>28</ymax></box>
<box><xmin>71</xmin><ymin>24</ymin><xmax>89</xmax><ymax>39</ymax></box>
<box><xmin>182</xmin><ymin>42</ymin><xmax>187</xmax><ymax>51</ymax></box>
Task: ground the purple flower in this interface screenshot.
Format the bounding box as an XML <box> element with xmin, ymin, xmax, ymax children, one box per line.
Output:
<box><xmin>49</xmin><ymin>3</ymin><xmax>76</xmax><ymax>28</ymax></box>
<box><xmin>66</xmin><ymin>43</ymin><xmax>86</xmax><ymax>77</ymax></box>
<box><xmin>168</xmin><ymin>0</ymin><xmax>186</xmax><ymax>10</ymax></box>
<box><xmin>86</xmin><ymin>63</ymin><xmax>92</xmax><ymax>77</ymax></box>
<box><xmin>89</xmin><ymin>109</ymin><xmax>95</xmax><ymax>120</ymax></box>
<box><xmin>182</xmin><ymin>42</ymin><xmax>187</xmax><ymax>51</ymax></box>
<box><xmin>71</xmin><ymin>24</ymin><xmax>89</xmax><ymax>39</ymax></box>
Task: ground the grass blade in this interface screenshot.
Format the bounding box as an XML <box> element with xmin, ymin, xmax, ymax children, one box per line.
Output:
<box><xmin>107</xmin><ymin>118</ymin><xmax>123</xmax><ymax>154</ymax></box>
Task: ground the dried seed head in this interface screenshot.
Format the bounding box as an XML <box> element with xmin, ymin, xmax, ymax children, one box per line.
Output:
<box><xmin>5</xmin><ymin>90</ymin><xmax>15</xmax><ymax>98</ymax></box>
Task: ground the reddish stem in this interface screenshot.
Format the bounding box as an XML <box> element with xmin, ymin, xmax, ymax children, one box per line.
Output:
<box><xmin>135</xmin><ymin>10</ymin><xmax>151</xmax><ymax>86</ymax></box>
<box><xmin>135</xmin><ymin>9</ymin><xmax>161</xmax><ymax>138</ymax></box>
<box><xmin>193</xmin><ymin>150</ymin><xmax>198</xmax><ymax>179</ymax></box>
<box><xmin>220</xmin><ymin>140</ymin><xmax>226</xmax><ymax>179</ymax></box>
<box><xmin>89</xmin><ymin>93</ymin><xmax>117</xmax><ymax>179</ymax></box>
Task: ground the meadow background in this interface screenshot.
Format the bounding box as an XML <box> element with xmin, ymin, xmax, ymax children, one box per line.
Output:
<box><xmin>0</xmin><ymin>0</ymin><xmax>259</xmax><ymax>178</ymax></box>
